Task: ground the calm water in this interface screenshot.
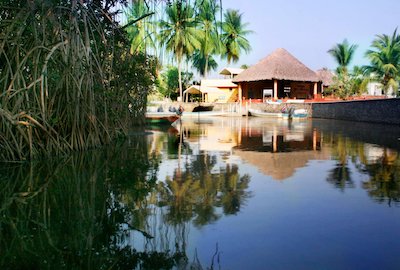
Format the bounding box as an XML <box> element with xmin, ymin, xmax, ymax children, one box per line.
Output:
<box><xmin>1</xmin><ymin>117</ymin><xmax>400</xmax><ymax>269</ymax></box>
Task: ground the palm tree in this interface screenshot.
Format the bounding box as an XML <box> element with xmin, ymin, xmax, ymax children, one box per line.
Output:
<box><xmin>350</xmin><ymin>65</ymin><xmax>369</xmax><ymax>96</ymax></box>
<box><xmin>125</xmin><ymin>0</ymin><xmax>157</xmax><ymax>55</ymax></box>
<box><xmin>195</xmin><ymin>0</ymin><xmax>221</xmax><ymax>77</ymax></box>
<box><xmin>328</xmin><ymin>39</ymin><xmax>358</xmax><ymax>74</ymax></box>
<box><xmin>191</xmin><ymin>50</ymin><xmax>218</xmax><ymax>76</ymax></box>
<box><xmin>221</xmin><ymin>9</ymin><xmax>252</xmax><ymax>64</ymax></box>
<box><xmin>365</xmin><ymin>29</ymin><xmax>400</xmax><ymax>96</ymax></box>
<box><xmin>158</xmin><ymin>1</ymin><xmax>203</xmax><ymax>101</ymax></box>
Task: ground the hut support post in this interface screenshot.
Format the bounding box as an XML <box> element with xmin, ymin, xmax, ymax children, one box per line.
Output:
<box><xmin>313</xmin><ymin>82</ymin><xmax>318</xmax><ymax>99</ymax></box>
<box><xmin>273</xmin><ymin>80</ymin><xmax>278</xmax><ymax>100</ymax></box>
<box><xmin>238</xmin><ymin>84</ymin><xmax>242</xmax><ymax>104</ymax></box>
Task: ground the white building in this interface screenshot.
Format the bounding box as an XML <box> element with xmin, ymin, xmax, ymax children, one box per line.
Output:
<box><xmin>366</xmin><ymin>81</ymin><xmax>397</xmax><ymax>97</ymax></box>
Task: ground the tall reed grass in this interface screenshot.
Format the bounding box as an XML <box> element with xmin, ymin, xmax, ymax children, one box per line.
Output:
<box><xmin>0</xmin><ymin>1</ymin><xmax>156</xmax><ymax>161</ymax></box>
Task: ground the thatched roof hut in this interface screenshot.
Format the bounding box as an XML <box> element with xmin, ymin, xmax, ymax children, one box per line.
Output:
<box><xmin>316</xmin><ymin>68</ymin><xmax>334</xmax><ymax>87</ymax></box>
<box><xmin>233</xmin><ymin>48</ymin><xmax>319</xmax><ymax>83</ymax></box>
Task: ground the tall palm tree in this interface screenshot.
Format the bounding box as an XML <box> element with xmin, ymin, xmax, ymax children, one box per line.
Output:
<box><xmin>221</xmin><ymin>9</ymin><xmax>252</xmax><ymax>64</ymax></box>
<box><xmin>195</xmin><ymin>0</ymin><xmax>221</xmax><ymax>77</ymax></box>
<box><xmin>125</xmin><ymin>0</ymin><xmax>157</xmax><ymax>55</ymax></box>
<box><xmin>365</xmin><ymin>29</ymin><xmax>400</xmax><ymax>95</ymax></box>
<box><xmin>158</xmin><ymin>1</ymin><xmax>203</xmax><ymax>101</ymax></box>
<box><xmin>191</xmin><ymin>50</ymin><xmax>218</xmax><ymax>76</ymax></box>
<box><xmin>328</xmin><ymin>39</ymin><xmax>358</xmax><ymax>74</ymax></box>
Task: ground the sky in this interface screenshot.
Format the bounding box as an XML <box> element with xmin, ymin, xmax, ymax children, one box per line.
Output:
<box><xmin>211</xmin><ymin>0</ymin><xmax>400</xmax><ymax>78</ymax></box>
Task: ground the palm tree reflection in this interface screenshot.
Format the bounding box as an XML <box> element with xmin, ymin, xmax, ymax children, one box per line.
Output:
<box><xmin>362</xmin><ymin>149</ymin><xmax>400</xmax><ymax>206</ymax></box>
<box><xmin>324</xmin><ymin>133</ymin><xmax>400</xmax><ymax>205</ymax></box>
<box><xmin>157</xmin><ymin>153</ymin><xmax>251</xmax><ymax>227</ymax></box>
<box><xmin>325</xmin><ymin>134</ymin><xmax>360</xmax><ymax>190</ymax></box>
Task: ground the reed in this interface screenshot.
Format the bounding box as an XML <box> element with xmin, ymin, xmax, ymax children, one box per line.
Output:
<box><xmin>0</xmin><ymin>1</ymin><xmax>156</xmax><ymax>161</ymax></box>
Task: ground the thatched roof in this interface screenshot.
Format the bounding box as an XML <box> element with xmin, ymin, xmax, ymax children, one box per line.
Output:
<box><xmin>316</xmin><ymin>68</ymin><xmax>334</xmax><ymax>86</ymax></box>
<box><xmin>232</xmin><ymin>48</ymin><xmax>319</xmax><ymax>83</ymax></box>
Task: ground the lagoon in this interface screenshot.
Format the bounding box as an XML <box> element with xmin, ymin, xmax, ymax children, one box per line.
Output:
<box><xmin>1</xmin><ymin>117</ymin><xmax>400</xmax><ymax>269</ymax></box>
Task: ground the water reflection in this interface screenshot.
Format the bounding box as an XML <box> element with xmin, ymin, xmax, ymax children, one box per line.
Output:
<box><xmin>362</xmin><ymin>150</ymin><xmax>400</xmax><ymax>206</ymax></box>
<box><xmin>181</xmin><ymin>117</ymin><xmax>328</xmax><ymax>180</ymax></box>
<box><xmin>0</xmin><ymin>137</ymin><xmax>174</xmax><ymax>269</ymax></box>
<box><xmin>1</xmin><ymin>118</ymin><xmax>400</xmax><ymax>269</ymax></box>
<box><xmin>322</xmin><ymin>130</ymin><xmax>400</xmax><ymax>205</ymax></box>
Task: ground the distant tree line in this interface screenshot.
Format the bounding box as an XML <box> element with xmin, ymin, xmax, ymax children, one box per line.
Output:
<box><xmin>125</xmin><ymin>0</ymin><xmax>252</xmax><ymax>100</ymax></box>
<box><xmin>327</xmin><ymin>29</ymin><xmax>400</xmax><ymax>98</ymax></box>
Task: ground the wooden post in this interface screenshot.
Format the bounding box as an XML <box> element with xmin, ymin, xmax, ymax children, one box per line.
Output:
<box><xmin>238</xmin><ymin>84</ymin><xmax>243</xmax><ymax>104</ymax></box>
<box><xmin>274</xmin><ymin>80</ymin><xmax>278</xmax><ymax>100</ymax></box>
<box><xmin>238</xmin><ymin>119</ymin><xmax>242</xmax><ymax>145</ymax></box>
<box><xmin>313</xmin><ymin>82</ymin><xmax>318</xmax><ymax>99</ymax></box>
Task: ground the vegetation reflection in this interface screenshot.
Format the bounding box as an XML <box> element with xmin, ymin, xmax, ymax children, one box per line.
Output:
<box><xmin>324</xmin><ymin>132</ymin><xmax>400</xmax><ymax>206</ymax></box>
<box><xmin>0</xmin><ymin>128</ymin><xmax>251</xmax><ymax>269</ymax></box>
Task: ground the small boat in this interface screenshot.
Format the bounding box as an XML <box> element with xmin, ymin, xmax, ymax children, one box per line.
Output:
<box><xmin>145</xmin><ymin>112</ymin><xmax>180</xmax><ymax>124</ymax></box>
<box><xmin>248</xmin><ymin>108</ymin><xmax>308</xmax><ymax>119</ymax></box>
<box><xmin>248</xmin><ymin>108</ymin><xmax>283</xmax><ymax>118</ymax></box>
<box><xmin>180</xmin><ymin>110</ymin><xmax>228</xmax><ymax>119</ymax></box>
<box><xmin>282</xmin><ymin>109</ymin><xmax>308</xmax><ymax>119</ymax></box>
<box><xmin>192</xmin><ymin>105</ymin><xmax>214</xmax><ymax>112</ymax></box>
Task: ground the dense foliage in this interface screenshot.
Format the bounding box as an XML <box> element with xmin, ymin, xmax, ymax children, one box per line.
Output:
<box><xmin>365</xmin><ymin>29</ymin><xmax>400</xmax><ymax>95</ymax></box>
<box><xmin>328</xmin><ymin>29</ymin><xmax>400</xmax><ymax>98</ymax></box>
<box><xmin>0</xmin><ymin>0</ymin><xmax>157</xmax><ymax>161</ymax></box>
<box><xmin>158</xmin><ymin>66</ymin><xmax>193</xmax><ymax>99</ymax></box>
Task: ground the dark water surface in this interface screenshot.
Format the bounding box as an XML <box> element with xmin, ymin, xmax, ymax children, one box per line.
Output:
<box><xmin>1</xmin><ymin>117</ymin><xmax>400</xmax><ymax>269</ymax></box>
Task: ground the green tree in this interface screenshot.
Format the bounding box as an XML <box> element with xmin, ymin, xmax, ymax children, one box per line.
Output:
<box><xmin>327</xmin><ymin>40</ymin><xmax>360</xmax><ymax>98</ymax></box>
<box><xmin>328</xmin><ymin>66</ymin><xmax>368</xmax><ymax>99</ymax></box>
<box><xmin>0</xmin><ymin>0</ymin><xmax>157</xmax><ymax>161</ymax></box>
<box><xmin>159</xmin><ymin>66</ymin><xmax>193</xmax><ymax>99</ymax></box>
<box><xmin>158</xmin><ymin>1</ymin><xmax>203</xmax><ymax>101</ymax></box>
<box><xmin>125</xmin><ymin>0</ymin><xmax>157</xmax><ymax>55</ymax></box>
<box><xmin>221</xmin><ymin>9</ymin><xmax>252</xmax><ymax>64</ymax></box>
<box><xmin>194</xmin><ymin>0</ymin><xmax>221</xmax><ymax>77</ymax></box>
<box><xmin>365</xmin><ymin>29</ymin><xmax>400</xmax><ymax>96</ymax></box>
<box><xmin>350</xmin><ymin>65</ymin><xmax>369</xmax><ymax>96</ymax></box>
<box><xmin>191</xmin><ymin>50</ymin><xmax>218</xmax><ymax>76</ymax></box>
<box><xmin>328</xmin><ymin>39</ymin><xmax>358</xmax><ymax>75</ymax></box>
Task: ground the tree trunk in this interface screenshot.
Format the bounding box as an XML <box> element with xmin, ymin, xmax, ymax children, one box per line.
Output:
<box><xmin>204</xmin><ymin>54</ymin><xmax>209</xmax><ymax>79</ymax></box>
<box><xmin>178</xmin><ymin>59</ymin><xmax>183</xmax><ymax>101</ymax></box>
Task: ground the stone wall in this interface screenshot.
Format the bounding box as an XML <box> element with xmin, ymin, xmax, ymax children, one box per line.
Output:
<box><xmin>248</xmin><ymin>102</ymin><xmax>312</xmax><ymax>113</ymax></box>
<box><xmin>312</xmin><ymin>98</ymin><xmax>400</xmax><ymax>125</ymax></box>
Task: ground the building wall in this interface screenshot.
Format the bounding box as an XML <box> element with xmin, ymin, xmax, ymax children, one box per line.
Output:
<box><xmin>312</xmin><ymin>98</ymin><xmax>400</xmax><ymax>125</ymax></box>
<box><xmin>242</xmin><ymin>81</ymin><xmax>274</xmax><ymax>100</ymax></box>
<box><xmin>366</xmin><ymin>82</ymin><xmax>396</xmax><ymax>97</ymax></box>
<box><xmin>240</xmin><ymin>80</ymin><xmax>317</xmax><ymax>100</ymax></box>
<box><xmin>206</xmin><ymin>87</ymin><xmax>238</xmax><ymax>103</ymax></box>
<box><xmin>289</xmin><ymin>81</ymin><xmax>313</xmax><ymax>99</ymax></box>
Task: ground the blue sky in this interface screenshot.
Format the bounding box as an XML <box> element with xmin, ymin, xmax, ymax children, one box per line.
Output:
<box><xmin>214</xmin><ymin>0</ymin><xmax>399</xmax><ymax>76</ymax></box>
